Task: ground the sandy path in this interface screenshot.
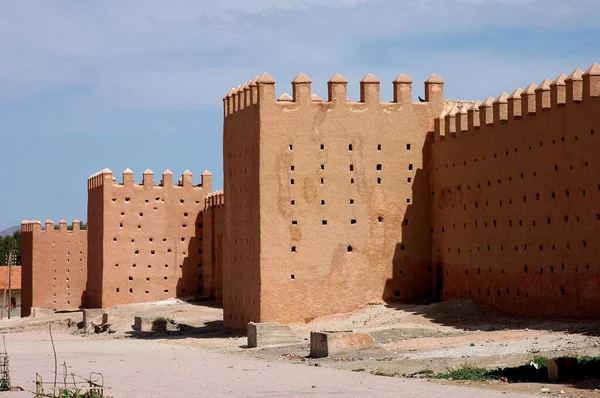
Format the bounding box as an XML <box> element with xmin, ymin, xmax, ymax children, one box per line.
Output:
<box><xmin>2</xmin><ymin>331</ymin><xmax>533</xmax><ymax>398</ymax></box>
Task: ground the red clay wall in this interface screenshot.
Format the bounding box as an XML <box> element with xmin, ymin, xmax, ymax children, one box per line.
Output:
<box><xmin>431</xmin><ymin>64</ymin><xmax>600</xmax><ymax>318</ymax></box>
<box><xmin>222</xmin><ymin>80</ymin><xmax>262</xmax><ymax>329</ymax></box>
<box><xmin>202</xmin><ymin>190</ymin><xmax>224</xmax><ymax>300</ymax></box>
<box><xmin>20</xmin><ymin>220</ymin><xmax>87</xmax><ymax>317</ymax></box>
<box><xmin>86</xmin><ymin>168</ymin><xmax>211</xmax><ymax>308</ymax></box>
<box><xmin>223</xmin><ymin>72</ymin><xmax>445</xmax><ymax>328</ymax></box>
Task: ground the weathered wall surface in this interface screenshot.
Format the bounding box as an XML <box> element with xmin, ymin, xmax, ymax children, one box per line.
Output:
<box><xmin>223</xmin><ymin>72</ymin><xmax>445</xmax><ymax>327</ymax></box>
<box><xmin>20</xmin><ymin>220</ymin><xmax>87</xmax><ymax>317</ymax></box>
<box><xmin>86</xmin><ymin>168</ymin><xmax>211</xmax><ymax>308</ymax></box>
<box><xmin>202</xmin><ymin>190</ymin><xmax>224</xmax><ymax>300</ymax></box>
<box><xmin>223</xmin><ymin>79</ymin><xmax>262</xmax><ymax>329</ymax></box>
<box><xmin>431</xmin><ymin>64</ymin><xmax>600</xmax><ymax>318</ymax></box>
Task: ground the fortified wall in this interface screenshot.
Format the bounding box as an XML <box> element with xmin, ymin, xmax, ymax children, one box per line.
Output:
<box><xmin>430</xmin><ymin>63</ymin><xmax>600</xmax><ymax>318</ymax></box>
<box><xmin>20</xmin><ymin>220</ymin><xmax>87</xmax><ymax>316</ymax></box>
<box><xmin>223</xmin><ymin>72</ymin><xmax>445</xmax><ymax>328</ymax></box>
<box><xmin>86</xmin><ymin>168</ymin><xmax>212</xmax><ymax>308</ymax></box>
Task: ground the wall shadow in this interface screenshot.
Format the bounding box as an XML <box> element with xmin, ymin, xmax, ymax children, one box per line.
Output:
<box><xmin>381</xmin><ymin>130</ymin><xmax>600</xmax><ymax>340</ymax></box>
<box><xmin>384</xmin><ymin>131</ymin><xmax>435</xmax><ymax>304</ymax></box>
<box><xmin>176</xmin><ymin>211</ymin><xmax>219</xmax><ymax>307</ymax></box>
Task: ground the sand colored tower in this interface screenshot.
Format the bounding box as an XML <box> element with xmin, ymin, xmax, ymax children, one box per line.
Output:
<box><xmin>20</xmin><ymin>219</ymin><xmax>87</xmax><ymax>316</ymax></box>
<box><xmin>86</xmin><ymin>168</ymin><xmax>211</xmax><ymax>308</ymax></box>
<box><xmin>222</xmin><ymin>72</ymin><xmax>446</xmax><ymax>328</ymax></box>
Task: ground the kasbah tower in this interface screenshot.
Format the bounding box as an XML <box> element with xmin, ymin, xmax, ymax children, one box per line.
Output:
<box><xmin>223</xmin><ymin>63</ymin><xmax>600</xmax><ymax>330</ymax></box>
<box><xmin>223</xmin><ymin>72</ymin><xmax>445</xmax><ymax>329</ymax></box>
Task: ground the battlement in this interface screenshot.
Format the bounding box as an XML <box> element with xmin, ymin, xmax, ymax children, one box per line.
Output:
<box><xmin>87</xmin><ymin>168</ymin><xmax>212</xmax><ymax>190</ymax></box>
<box><xmin>434</xmin><ymin>62</ymin><xmax>600</xmax><ymax>143</ymax></box>
<box><xmin>21</xmin><ymin>219</ymin><xmax>84</xmax><ymax>233</ymax></box>
<box><xmin>204</xmin><ymin>189</ymin><xmax>224</xmax><ymax>209</ymax></box>
<box><xmin>223</xmin><ymin>71</ymin><xmax>445</xmax><ymax>116</ymax></box>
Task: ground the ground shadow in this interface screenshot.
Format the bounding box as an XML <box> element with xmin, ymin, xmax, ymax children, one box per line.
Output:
<box><xmin>384</xmin><ymin>299</ymin><xmax>600</xmax><ymax>336</ymax></box>
<box><xmin>125</xmin><ymin>319</ymin><xmax>244</xmax><ymax>340</ymax></box>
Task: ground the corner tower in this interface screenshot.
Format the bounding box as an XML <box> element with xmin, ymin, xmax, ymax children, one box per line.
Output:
<box><xmin>223</xmin><ymin>72</ymin><xmax>445</xmax><ymax>329</ymax></box>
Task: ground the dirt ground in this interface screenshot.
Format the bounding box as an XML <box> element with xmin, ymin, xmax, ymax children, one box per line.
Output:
<box><xmin>0</xmin><ymin>299</ymin><xmax>599</xmax><ymax>397</ymax></box>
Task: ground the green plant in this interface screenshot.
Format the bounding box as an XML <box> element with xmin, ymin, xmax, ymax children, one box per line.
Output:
<box><xmin>435</xmin><ymin>365</ymin><xmax>499</xmax><ymax>381</ymax></box>
<box><xmin>45</xmin><ymin>389</ymin><xmax>111</xmax><ymax>398</ymax></box>
<box><xmin>530</xmin><ymin>356</ymin><xmax>549</xmax><ymax>368</ymax></box>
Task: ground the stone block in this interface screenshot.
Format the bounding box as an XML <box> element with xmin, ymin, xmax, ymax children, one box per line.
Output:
<box><xmin>247</xmin><ymin>322</ymin><xmax>301</xmax><ymax>348</ymax></box>
<box><xmin>83</xmin><ymin>309</ymin><xmax>104</xmax><ymax>326</ymax></box>
<box><xmin>31</xmin><ymin>307</ymin><xmax>54</xmax><ymax>318</ymax></box>
<box><xmin>310</xmin><ymin>331</ymin><xmax>379</xmax><ymax>358</ymax></box>
<box><xmin>133</xmin><ymin>316</ymin><xmax>178</xmax><ymax>332</ymax></box>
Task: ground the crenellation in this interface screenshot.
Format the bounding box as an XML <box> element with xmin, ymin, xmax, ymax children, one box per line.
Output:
<box><xmin>456</xmin><ymin>104</ymin><xmax>469</xmax><ymax>133</ymax></box>
<box><xmin>425</xmin><ymin>73</ymin><xmax>444</xmax><ymax>108</ymax></box>
<box><xmin>551</xmin><ymin>74</ymin><xmax>567</xmax><ymax>106</ymax></box>
<box><xmin>359</xmin><ymin>73</ymin><xmax>380</xmax><ymax>104</ymax></box>
<box><xmin>566</xmin><ymin>68</ymin><xmax>584</xmax><ymax>102</ymax></box>
<box><xmin>91</xmin><ymin>168</ymin><xmax>209</xmax><ymax>189</ymax></box>
<box><xmin>393</xmin><ymin>74</ymin><xmax>413</xmax><ymax>104</ymax></box>
<box><xmin>535</xmin><ymin>78</ymin><xmax>552</xmax><ymax>111</ymax></box>
<box><xmin>232</xmin><ymin>73</ymin><xmax>445</xmax><ymax>115</ymax></box>
<box><xmin>258</xmin><ymin>72</ymin><xmax>277</xmax><ymax>104</ymax></box>
<box><xmin>479</xmin><ymin>96</ymin><xmax>494</xmax><ymax>126</ymax></box>
<box><xmin>123</xmin><ymin>168</ymin><xmax>135</xmax><ymax>186</ymax></box>
<box><xmin>239</xmin><ymin>82</ymin><xmax>248</xmax><ymax>110</ymax></box>
<box><xmin>201</xmin><ymin>170</ymin><xmax>213</xmax><ymax>193</ymax></box>
<box><xmin>20</xmin><ymin>220</ymin><xmax>41</xmax><ymax>233</ymax></box>
<box><xmin>467</xmin><ymin>100</ymin><xmax>482</xmax><ymax>132</ymax></box>
<box><xmin>161</xmin><ymin>169</ymin><xmax>173</xmax><ymax>186</ymax></box>
<box><xmin>87</xmin><ymin>168</ymin><xmax>113</xmax><ymax>189</ymax></box>
<box><xmin>583</xmin><ymin>62</ymin><xmax>600</xmax><ymax>98</ymax></box>
<box><xmin>508</xmin><ymin>88</ymin><xmax>523</xmax><ymax>119</ymax></box>
<box><xmin>521</xmin><ymin>83</ymin><xmax>537</xmax><ymax>115</ymax></box>
<box><xmin>435</xmin><ymin>64</ymin><xmax>600</xmax><ymax>146</ymax></box>
<box><xmin>328</xmin><ymin>73</ymin><xmax>348</xmax><ymax>103</ymax></box>
<box><xmin>226</xmin><ymin>88</ymin><xmax>235</xmax><ymax>116</ymax></box>
<box><xmin>435</xmin><ymin>108</ymin><xmax>448</xmax><ymax>141</ymax></box>
<box><xmin>244</xmin><ymin>82</ymin><xmax>252</xmax><ymax>108</ymax></box>
<box><xmin>249</xmin><ymin>76</ymin><xmax>259</xmax><ymax>105</ymax></box>
<box><xmin>143</xmin><ymin>169</ymin><xmax>154</xmax><ymax>187</ymax></box>
<box><xmin>493</xmin><ymin>92</ymin><xmax>509</xmax><ymax>123</ymax></box>
<box><xmin>445</xmin><ymin>106</ymin><xmax>458</xmax><ymax>137</ymax></box>
<box><xmin>291</xmin><ymin>73</ymin><xmax>312</xmax><ymax>104</ymax></box>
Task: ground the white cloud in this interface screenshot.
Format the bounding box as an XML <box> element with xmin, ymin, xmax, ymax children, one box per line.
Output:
<box><xmin>0</xmin><ymin>0</ymin><xmax>598</xmax><ymax>112</ymax></box>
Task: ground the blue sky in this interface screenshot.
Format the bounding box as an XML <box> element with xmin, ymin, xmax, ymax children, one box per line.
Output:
<box><xmin>1</xmin><ymin>0</ymin><xmax>599</xmax><ymax>229</ymax></box>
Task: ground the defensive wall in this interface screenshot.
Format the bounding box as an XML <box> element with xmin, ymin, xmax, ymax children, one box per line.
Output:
<box><xmin>430</xmin><ymin>63</ymin><xmax>600</xmax><ymax>317</ymax></box>
<box><xmin>223</xmin><ymin>72</ymin><xmax>445</xmax><ymax>328</ymax></box>
<box><xmin>202</xmin><ymin>190</ymin><xmax>225</xmax><ymax>300</ymax></box>
<box><xmin>20</xmin><ymin>220</ymin><xmax>87</xmax><ymax>316</ymax></box>
<box><xmin>86</xmin><ymin>168</ymin><xmax>212</xmax><ymax>308</ymax></box>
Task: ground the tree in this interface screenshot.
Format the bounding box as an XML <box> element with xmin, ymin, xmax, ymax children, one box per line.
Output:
<box><xmin>0</xmin><ymin>231</ymin><xmax>20</xmax><ymax>266</ymax></box>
